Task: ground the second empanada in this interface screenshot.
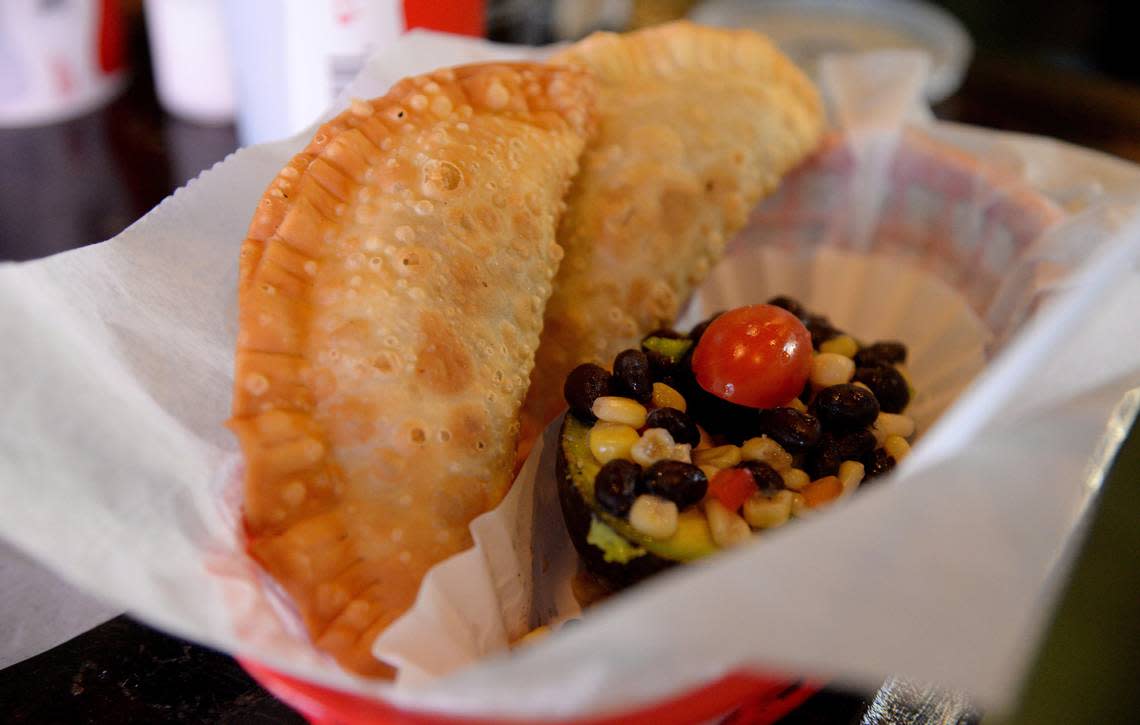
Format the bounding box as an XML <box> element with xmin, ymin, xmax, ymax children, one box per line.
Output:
<box><xmin>519</xmin><ymin>21</ymin><xmax>825</xmax><ymax>455</ymax></box>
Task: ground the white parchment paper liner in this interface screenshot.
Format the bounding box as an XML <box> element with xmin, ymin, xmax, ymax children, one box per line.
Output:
<box><xmin>2</xmin><ymin>32</ymin><xmax>1140</xmax><ymax>719</ymax></box>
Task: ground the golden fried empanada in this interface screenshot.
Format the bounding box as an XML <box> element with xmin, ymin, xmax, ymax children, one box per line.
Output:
<box><xmin>228</xmin><ymin>63</ymin><xmax>595</xmax><ymax>676</ymax></box>
<box><xmin>518</xmin><ymin>21</ymin><xmax>825</xmax><ymax>456</ymax></box>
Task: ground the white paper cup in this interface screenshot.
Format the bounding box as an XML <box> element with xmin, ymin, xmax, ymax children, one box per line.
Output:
<box><xmin>143</xmin><ymin>0</ymin><xmax>235</xmax><ymax>124</ymax></box>
<box><xmin>0</xmin><ymin>0</ymin><xmax>128</xmax><ymax>127</ymax></box>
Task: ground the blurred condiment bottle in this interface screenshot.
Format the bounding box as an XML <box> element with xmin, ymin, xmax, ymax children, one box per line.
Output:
<box><xmin>0</xmin><ymin>0</ymin><xmax>128</xmax><ymax>128</ymax></box>
<box><xmin>220</xmin><ymin>0</ymin><xmax>484</xmax><ymax>147</ymax></box>
<box><xmin>144</xmin><ymin>0</ymin><xmax>235</xmax><ymax>124</ymax></box>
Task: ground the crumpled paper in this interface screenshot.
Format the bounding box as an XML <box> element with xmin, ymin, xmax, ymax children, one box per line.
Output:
<box><xmin>2</xmin><ymin>30</ymin><xmax>1139</xmax><ymax>720</ymax></box>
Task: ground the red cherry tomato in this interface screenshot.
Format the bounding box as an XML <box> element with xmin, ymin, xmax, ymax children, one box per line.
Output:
<box><xmin>691</xmin><ymin>304</ymin><xmax>812</xmax><ymax>408</ymax></box>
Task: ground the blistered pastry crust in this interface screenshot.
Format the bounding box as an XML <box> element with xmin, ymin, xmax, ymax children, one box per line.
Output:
<box><xmin>228</xmin><ymin>62</ymin><xmax>595</xmax><ymax>676</ymax></box>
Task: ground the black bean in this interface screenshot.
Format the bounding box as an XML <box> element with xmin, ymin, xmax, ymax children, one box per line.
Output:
<box><xmin>755</xmin><ymin>407</ymin><xmax>822</xmax><ymax>454</ymax></box>
<box><xmin>640</xmin><ymin>460</ymin><xmax>708</xmax><ymax>509</ymax></box>
<box><xmin>839</xmin><ymin>429</ymin><xmax>877</xmax><ymax>458</ymax></box>
<box><xmin>798</xmin><ymin>380</ymin><xmax>813</xmax><ymax>404</ymax></box>
<box><xmin>807</xmin><ymin>429</ymin><xmax>877</xmax><ymax>478</ymax></box>
<box><xmin>811</xmin><ymin>384</ymin><xmax>880</xmax><ymax>430</ymax></box>
<box><xmin>563</xmin><ymin>363</ymin><xmax>613</xmax><ymax>422</ymax></box>
<box><xmin>682</xmin><ymin>382</ymin><xmax>761</xmax><ymax>442</ymax></box>
<box><xmin>736</xmin><ymin>460</ymin><xmax>784</xmax><ymax>496</ymax></box>
<box><xmin>612</xmin><ymin>349</ymin><xmax>653</xmax><ymax>403</ymax></box>
<box><xmin>804</xmin><ymin>314</ymin><xmax>840</xmax><ymax>348</ymax></box>
<box><xmin>645</xmin><ymin>348</ymin><xmax>680</xmax><ymax>385</ymax></box>
<box><xmin>853</xmin><ymin>366</ymin><xmax>911</xmax><ymax>414</ymax></box>
<box><xmin>863</xmin><ymin>447</ymin><xmax>896</xmax><ymax>482</ymax></box>
<box><xmin>766</xmin><ymin>295</ymin><xmax>806</xmax><ymax>319</ymax></box>
<box><xmin>854</xmin><ymin>341</ymin><xmax>907</xmax><ymax>368</ymax></box>
<box><xmin>807</xmin><ymin>448</ymin><xmax>841</xmax><ymax>479</ymax></box>
<box><xmin>688</xmin><ymin>311</ymin><xmax>723</xmax><ymax>344</ymax></box>
<box><xmin>671</xmin><ymin>349</ymin><xmax>698</xmax><ymax>393</ymax></box>
<box><xmin>646</xmin><ymin>407</ymin><xmax>700</xmax><ymax>447</ymax></box>
<box><xmin>594</xmin><ymin>459</ymin><xmax>641</xmax><ymax>516</ymax></box>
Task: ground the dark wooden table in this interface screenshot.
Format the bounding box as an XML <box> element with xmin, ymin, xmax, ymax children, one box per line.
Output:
<box><xmin>1</xmin><ymin>47</ymin><xmax>1137</xmax><ymax>724</ymax></box>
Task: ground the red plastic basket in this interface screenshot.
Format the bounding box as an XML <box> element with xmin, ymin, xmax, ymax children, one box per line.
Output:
<box><xmin>241</xmin><ymin>660</ymin><xmax>818</xmax><ymax>725</ymax></box>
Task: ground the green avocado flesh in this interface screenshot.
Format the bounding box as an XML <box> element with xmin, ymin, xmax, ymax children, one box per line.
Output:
<box><xmin>640</xmin><ymin>335</ymin><xmax>693</xmax><ymax>364</ymax></box>
<box><xmin>586</xmin><ymin>518</ymin><xmax>646</xmax><ymax>563</ymax></box>
<box><xmin>561</xmin><ymin>415</ymin><xmax>716</xmax><ymax>563</ymax></box>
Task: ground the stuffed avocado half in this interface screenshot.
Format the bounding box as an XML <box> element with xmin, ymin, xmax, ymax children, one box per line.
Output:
<box><xmin>557</xmin><ymin>412</ymin><xmax>714</xmax><ymax>589</ymax></box>
<box><xmin>555</xmin><ymin>298</ymin><xmax>917</xmax><ymax>592</ymax></box>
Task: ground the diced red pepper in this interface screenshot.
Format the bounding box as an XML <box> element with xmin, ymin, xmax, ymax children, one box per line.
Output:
<box><xmin>707</xmin><ymin>468</ymin><xmax>758</xmax><ymax>512</ymax></box>
<box><xmin>802</xmin><ymin>475</ymin><xmax>842</xmax><ymax>508</ymax></box>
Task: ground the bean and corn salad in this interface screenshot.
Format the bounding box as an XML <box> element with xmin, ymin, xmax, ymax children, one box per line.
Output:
<box><xmin>562</xmin><ymin>296</ymin><xmax>916</xmax><ymax>552</ymax></box>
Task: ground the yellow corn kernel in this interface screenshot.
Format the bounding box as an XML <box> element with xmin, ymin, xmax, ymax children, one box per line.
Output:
<box><xmin>705</xmin><ymin>498</ymin><xmax>753</xmax><ymax>548</ymax></box>
<box><xmin>743</xmin><ymin>490</ymin><xmax>794</xmax><ymax>529</ymax></box>
<box><xmin>591</xmin><ymin>396</ymin><xmax>647</xmax><ymax>428</ymax></box>
<box><xmin>589</xmin><ymin>422</ymin><xmax>640</xmax><ymax>464</ymax></box>
<box><xmin>788</xmin><ymin>397</ymin><xmax>808</xmax><ymax>412</ymax></box>
<box><xmin>820</xmin><ymin>335</ymin><xmax>858</xmax><ymax>358</ymax></box>
<box><xmin>884</xmin><ymin>434</ymin><xmax>910</xmax><ymax>461</ymax></box>
<box><xmin>740</xmin><ymin>436</ymin><xmax>793</xmax><ymax>472</ymax></box>
<box><xmin>651</xmin><ymin>382</ymin><xmax>687</xmax><ymax>412</ymax></box>
<box><xmin>693</xmin><ymin>444</ymin><xmax>742</xmax><ymax>469</ymax></box>
<box><xmin>838</xmin><ymin>460</ymin><xmax>865</xmax><ymax>496</ymax></box>
<box><xmin>810</xmin><ymin>352</ymin><xmax>855</xmax><ymax>388</ymax></box>
<box><xmin>872</xmin><ymin>412</ymin><xmax>915</xmax><ymax>444</ymax></box>
<box><xmin>780</xmin><ymin>467</ymin><xmax>810</xmax><ymax>491</ymax></box>
<box><xmin>629</xmin><ymin>494</ymin><xmax>678</xmax><ymax>539</ymax></box>
<box><xmin>631</xmin><ymin>427</ymin><xmax>690</xmax><ymax>467</ymax></box>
